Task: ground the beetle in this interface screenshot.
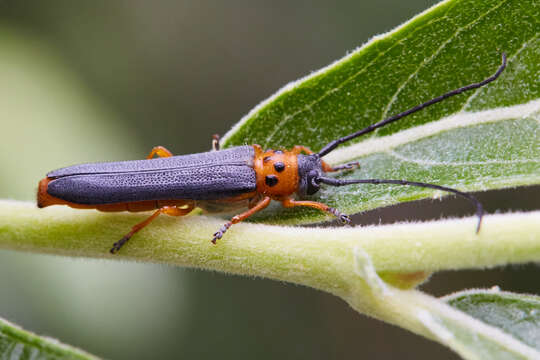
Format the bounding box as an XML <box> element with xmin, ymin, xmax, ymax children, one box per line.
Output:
<box><xmin>37</xmin><ymin>54</ymin><xmax>506</xmax><ymax>254</ymax></box>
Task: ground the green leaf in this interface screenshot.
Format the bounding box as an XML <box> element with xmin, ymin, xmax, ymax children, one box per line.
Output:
<box><xmin>222</xmin><ymin>0</ymin><xmax>539</xmax><ymax>224</ymax></box>
<box><xmin>444</xmin><ymin>289</ymin><xmax>540</xmax><ymax>352</ymax></box>
<box><xmin>0</xmin><ymin>316</ymin><xmax>98</xmax><ymax>360</ymax></box>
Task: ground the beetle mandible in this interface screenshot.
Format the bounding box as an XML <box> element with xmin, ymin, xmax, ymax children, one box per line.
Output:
<box><xmin>37</xmin><ymin>54</ymin><xmax>507</xmax><ymax>253</ymax></box>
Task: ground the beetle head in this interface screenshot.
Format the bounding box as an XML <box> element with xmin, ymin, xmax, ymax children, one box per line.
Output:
<box><xmin>297</xmin><ymin>154</ymin><xmax>323</xmax><ymax>196</ymax></box>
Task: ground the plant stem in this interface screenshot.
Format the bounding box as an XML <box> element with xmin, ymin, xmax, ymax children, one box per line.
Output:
<box><xmin>1</xmin><ymin>200</ymin><xmax>539</xmax><ymax>279</ymax></box>
<box><xmin>2</xmin><ymin>200</ymin><xmax>539</xmax><ymax>358</ymax></box>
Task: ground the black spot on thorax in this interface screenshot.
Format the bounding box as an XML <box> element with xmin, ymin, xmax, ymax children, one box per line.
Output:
<box><xmin>265</xmin><ymin>175</ymin><xmax>278</xmax><ymax>187</ymax></box>
<box><xmin>274</xmin><ymin>162</ymin><xmax>285</xmax><ymax>172</ymax></box>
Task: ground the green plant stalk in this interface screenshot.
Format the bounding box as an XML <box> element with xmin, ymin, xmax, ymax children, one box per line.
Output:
<box><xmin>1</xmin><ymin>200</ymin><xmax>539</xmax><ymax>276</ymax></box>
<box><xmin>1</xmin><ymin>200</ymin><xmax>539</xmax><ymax>358</ymax></box>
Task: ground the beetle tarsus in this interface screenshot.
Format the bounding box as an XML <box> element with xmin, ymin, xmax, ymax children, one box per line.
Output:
<box><xmin>212</xmin><ymin>222</ymin><xmax>231</xmax><ymax>244</ymax></box>
<box><xmin>328</xmin><ymin>207</ymin><xmax>351</xmax><ymax>224</ymax></box>
<box><xmin>110</xmin><ymin>234</ymin><xmax>131</xmax><ymax>254</ymax></box>
<box><xmin>339</xmin><ymin>214</ymin><xmax>351</xmax><ymax>224</ymax></box>
<box><xmin>332</xmin><ymin>161</ymin><xmax>360</xmax><ymax>172</ymax></box>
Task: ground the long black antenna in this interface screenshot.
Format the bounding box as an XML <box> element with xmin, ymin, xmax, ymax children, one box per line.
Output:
<box><xmin>317</xmin><ymin>177</ymin><xmax>483</xmax><ymax>232</ymax></box>
<box><xmin>317</xmin><ymin>53</ymin><xmax>507</xmax><ymax>157</ymax></box>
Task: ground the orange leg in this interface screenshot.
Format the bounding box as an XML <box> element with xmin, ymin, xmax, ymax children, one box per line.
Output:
<box><xmin>291</xmin><ymin>145</ymin><xmax>315</xmax><ymax>155</ymax></box>
<box><xmin>290</xmin><ymin>145</ymin><xmax>358</xmax><ymax>173</ymax></box>
<box><xmin>212</xmin><ymin>196</ymin><xmax>271</xmax><ymax>244</ymax></box>
<box><xmin>147</xmin><ymin>146</ymin><xmax>173</xmax><ymax>159</ymax></box>
<box><xmin>281</xmin><ymin>198</ymin><xmax>351</xmax><ymax>224</ymax></box>
<box><xmin>110</xmin><ymin>203</ymin><xmax>195</xmax><ymax>254</ymax></box>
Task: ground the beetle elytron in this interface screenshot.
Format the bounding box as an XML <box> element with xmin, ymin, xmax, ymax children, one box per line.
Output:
<box><xmin>37</xmin><ymin>54</ymin><xmax>506</xmax><ymax>253</ymax></box>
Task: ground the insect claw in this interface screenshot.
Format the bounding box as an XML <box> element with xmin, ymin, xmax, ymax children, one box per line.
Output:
<box><xmin>343</xmin><ymin>161</ymin><xmax>360</xmax><ymax>169</ymax></box>
<box><xmin>328</xmin><ymin>207</ymin><xmax>351</xmax><ymax>224</ymax></box>
<box><xmin>212</xmin><ymin>230</ymin><xmax>224</xmax><ymax>244</ymax></box>
<box><xmin>340</xmin><ymin>214</ymin><xmax>351</xmax><ymax>225</ymax></box>
<box><xmin>211</xmin><ymin>222</ymin><xmax>233</xmax><ymax>244</ymax></box>
<box><xmin>331</xmin><ymin>161</ymin><xmax>360</xmax><ymax>172</ymax></box>
<box><xmin>110</xmin><ymin>234</ymin><xmax>131</xmax><ymax>254</ymax></box>
<box><xmin>110</xmin><ymin>242</ymin><xmax>121</xmax><ymax>254</ymax></box>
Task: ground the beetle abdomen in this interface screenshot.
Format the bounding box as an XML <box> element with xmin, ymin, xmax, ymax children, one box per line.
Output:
<box><xmin>43</xmin><ymin>146</ymin><xmax>256</xmax><ymax>204</ymax></box>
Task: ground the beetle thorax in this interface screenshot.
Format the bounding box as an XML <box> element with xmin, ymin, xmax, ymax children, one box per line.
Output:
<box><xmin>253</xmin><ymin>145</ymin><xmax>299</xmax><ymax>199</ymax></box>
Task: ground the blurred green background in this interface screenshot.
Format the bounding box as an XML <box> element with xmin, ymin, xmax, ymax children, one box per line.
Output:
<box><xmin>0</xmin><ymin>1</ymin><xmax>538</xmax><ymax>359</ymax></box>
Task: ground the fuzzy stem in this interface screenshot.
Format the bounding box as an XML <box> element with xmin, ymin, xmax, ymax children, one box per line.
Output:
<box><xmin>2</xmin><ymin>200</ymin><xmax>539</xmax><ymax>358</ymax></box>
<box><xmin>0</xmin><ymin>200</ymin><xmax>539</xmax><ymax>282</ymax></box>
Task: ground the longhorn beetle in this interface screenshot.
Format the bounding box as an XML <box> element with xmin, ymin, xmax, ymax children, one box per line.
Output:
<box><xmin>37</xmin><ymin>54</ymin><xmax>506</xmax><ymax>254</ymax></box>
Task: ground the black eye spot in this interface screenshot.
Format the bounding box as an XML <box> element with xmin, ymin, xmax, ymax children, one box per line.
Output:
<box><xmin>265</xmin><ymin>175</ymin><xmax>278</xmax><ymax>187</ymax></box>
<box><xmin>263</xmin><ymin>156</ymin><xmax>272</xmax><ymax>163</ymax></box>
<box><xmin>274</xmin><ymin>162</ymin><xmax>285</xmax><ymax>172</ymax></box>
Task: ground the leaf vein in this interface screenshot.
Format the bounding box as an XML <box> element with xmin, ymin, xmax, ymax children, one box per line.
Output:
<box><xmin>379</xmin><ymin>0</ymin><xmax>509</xmax><ymax>122</ymax></box>
<box><xmin>387</xmin><ymin>150</ymin><xmax>539</xmax><ymax>167</ymax></box>
<box><xmin>324</xmin><ymin>99</ymin><xmax>540</xmax><ymax>164</ymax></box>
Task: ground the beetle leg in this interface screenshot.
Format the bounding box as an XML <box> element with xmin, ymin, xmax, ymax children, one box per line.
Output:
<box><xmin>110</xmin><ymin>203</ymin><xmax>195</xmax><ymax>254</ymax></box>
<box><xmin>146</xmin><ymin>146</ymin><xmax>173</xmax><ymax>159</ymax></box>
<box><xmin>323</xmin><ymin>161</ymin><xmax>360</xmax><ymax>173</ymax></box>
<box><xmin>248</xmin><ymin>193</ymin><xmax>264</xmax><ymax>208</ymax></box>
<box><xmin>212</xmin><ymin>196</ymin><xmax>271</xmax><ymax>244</ymax></box>
<box><xmin>212</xmin><ymin>134</ymin><xmax>220</xmax><ymax>151</ymax></box>
<box><xmin>291</xmin><ymin>145</ymin><xmax>314</xmax><ymax>155</ymax></box>
<box><xmin>281</xmin><ymin>198</ymin><xmax>351</xmax><ymax>224</ymax></box>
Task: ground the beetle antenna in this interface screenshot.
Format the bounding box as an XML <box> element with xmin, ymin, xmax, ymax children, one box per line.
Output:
<box><xmin>317</xmin><ymin>53</ymin><xmax>507</xmax><ymax>157</ymax></box>
<box><xmin>316</xmin><ymin>176</ymin><xmax>484</xmax><ymax>232</ymax></box>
